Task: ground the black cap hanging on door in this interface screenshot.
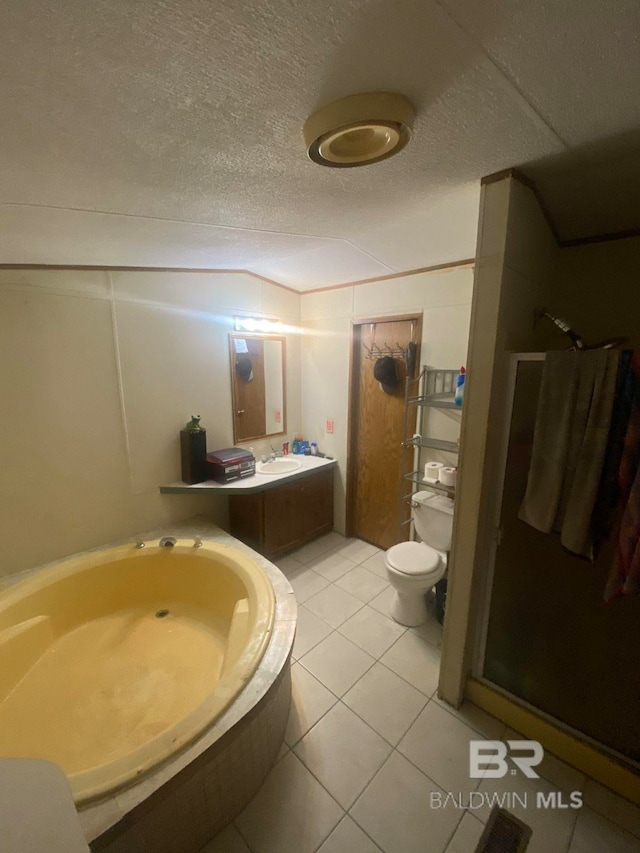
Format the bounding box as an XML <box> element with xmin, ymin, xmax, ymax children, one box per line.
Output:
<box><xmin>235</xmin><ymin>356</ymin><xmax>254</xmax><ymax>381</ymax></box>
<box><xmin>374</xmin><ymin>356</ymin><xmax>400</xmax><ymax>394</ymax></box>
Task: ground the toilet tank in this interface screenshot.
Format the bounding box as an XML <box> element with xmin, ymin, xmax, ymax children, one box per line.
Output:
<box><xmin>411</xmin><ymin>492</ymin><xmax>454</xmax><ymax>551</ymax></box>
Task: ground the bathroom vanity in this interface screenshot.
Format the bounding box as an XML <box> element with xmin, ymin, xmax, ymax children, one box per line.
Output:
<box><xmin>229</xmin><ymin>465</ymin><xmax>333</xmax><ymax>557</ymax></box>
<box><xmin>160</xmin><ymin>456</ymin><xmax>336</xmax><ymax>559</ymax></box>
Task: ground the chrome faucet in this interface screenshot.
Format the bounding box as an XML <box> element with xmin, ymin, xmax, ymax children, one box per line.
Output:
<box><xmin>270</xmin><ymin>444</ymin><xmax>283</xmax><ymax>459</ymax></box>
<box><xmin>159</xmin><ymin>536</ymin><xmax>177</xmax><ymax>548</ymax></box>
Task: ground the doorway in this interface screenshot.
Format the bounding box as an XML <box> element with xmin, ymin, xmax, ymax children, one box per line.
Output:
<box><xmin>347</xmin><ymin>314</ymin><xmax>422</xmax><ymax>550</ymax></box>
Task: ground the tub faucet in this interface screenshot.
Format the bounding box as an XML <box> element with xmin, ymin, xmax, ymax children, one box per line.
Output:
<box><xmin>159</xmin><ymin>536</ymin><xmax>177</xmax><ymax>548</ymax></box>
<box><xmin>193</xmin><ymin>535</ymin><xmax>203</xmax><ymax>548</ymax></box>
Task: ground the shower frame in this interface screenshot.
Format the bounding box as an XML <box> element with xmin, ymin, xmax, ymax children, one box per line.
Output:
<box><xmin>469</xmin><ymin>351</ymin><xmax>640</xmax><ymax>783</ymax></box>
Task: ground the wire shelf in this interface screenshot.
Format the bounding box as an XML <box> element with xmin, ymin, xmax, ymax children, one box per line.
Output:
<box><xmin>405</xmin><ymin>436</ymin><xmax>459</xmax><ymax>453</ymax></box>
<box><xmin>404</xmin><ymin>471</ymin><xmax>456</xmax><ymax>497</ymax></box>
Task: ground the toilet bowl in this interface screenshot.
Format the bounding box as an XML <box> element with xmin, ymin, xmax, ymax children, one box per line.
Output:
<box><xmin>384</xmin><ymin>542</ymin><xmax>447</xmax><ymax>626</ymax></box>
<box><xmin>384</xmin><ymin>491</ymin><xmax>454</xmax><ymax>627</ymax></box>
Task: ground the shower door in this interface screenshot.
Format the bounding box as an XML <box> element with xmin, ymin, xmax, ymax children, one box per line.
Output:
<box><xmin>475</xmin><ymin>354</ymin><xmax>640</xmax><ymax>765</ymax></box>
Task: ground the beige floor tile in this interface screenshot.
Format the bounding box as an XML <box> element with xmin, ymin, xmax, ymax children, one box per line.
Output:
<box><xmin>309</xmin><ymin>551</ymin><xmax>359</xmax><ymax>582</ymax></box>
<box><xmin>293</xmin><ymin>604</ymin><xmax>333</xmax><ymax>658</ymax></box>
<box><xmin>294</xmin><ymin>702</ymin><xmax>392</xmax><ymax>808</ymax></box>
<box><xmin>285</xmin><ymin>662</ymin><xmax>338</xmax><ymax>746</ymax></box>
<box><xmin>343</xmin><ymin>662</ymin><xmax>428</xmax><ymax>745</ymax></box>
<box><xmin>200</xmin><ymin>823</ymin><xmax>251</xmax><ymax>852</ymax></box>
<box><xmin>409</xmin><ymin>602</ymin><xmax>443</xmax><ymax>647</ymax></box>
<box><xmin>368</xmin><ymin>585</ymin><xmax>397</xmax><ymax>619</ymax></box>
<box><xmin>300</xmin><ymin>633</ymin><xmax>375</xmax><ymax>696</ymax></box>
<box><xmin>444</xmin><ymin>812</ymin><xmax>484</xmax><ymax>853</ymax></box>
<box><xmin>275</xmin><ymin>742</ymin><xmax>289</xmax><ymax>762</ymax></box>
<box><xmin>503</xmin><ymin>728</ymin><xmax>585</xmax><ymax>794</ymax></box>
<box><xmin>338</xmin><ymin>605</ymin><xmax>406</xmax><ymax>659</ymax></box>
<box><xmin>475</xmin><ymin>772</ymin><xmax>579</xmax><ymax>853</ymax></box>
<box><xmin>235</xmin><ymin>752</ymin><xmax>343</xmax><ymax>853</ymax></box>
<box><xmin>583</xmin><ymin>779</ymin><xmax>640</xmax><ymax>839</ymax></box>
<box><xmin>380</xmin><ymin>631</ymin><xmax>441</xmax><ymax>696</ymax></box>
<box><xmin>432</xmin><ymin>696</ymin><xmax>506</xmax><ymax>740</ymax></box>
<box><xmin>360</xmin><ymin>550</ymin><xmax>389</xmax><ymax>579</ymax></box>
<box><xmin>274</xmin><ymin>555</ymin><xmax>304</xmax><ymax>576</ymax></box>
<box><xmin>287</xmin><ymin>565</ymin><xmax>331</xmax><ymax>603</ymax></box>
<box><xmin>398</xmin><ymin>701</ymin><xmax>484</xmax><ymax>796</ymax></box>
<box><xmin>314</xmin><ymin>531</ymin><xmax>349</xmax><ymax>552</ymax></box>
<box><xmin>335</xmin><ymin>566</ymin><xmax>390</xmax><ymax>603</ymax></box>
<box><xmin>569</xmin><ymin>807</ymin><xmax>640</xmax><ymax>853</ymax></box>
<box><xmin>336</xmin><ymin>538</ymin><xmax>381</xmax><ymax>564</ymax></box>
<box><xmin>291</xmin><ymin>536</ymin><xmax>342</xmax><ymax>564</ymax></box>
<box><xmin>351</xmin><ymin>751</ymin><xmax>461</xmax><ymax>853</ymax></box>
<box><xmin>317</xmin><ymin>815</ymin><xmax>382</xmax><ymax>852</ymax></box>
<box><xmin>304</xmin><ymin>584</ymin><xmax>365</xmax><ymax>628</ymax></box>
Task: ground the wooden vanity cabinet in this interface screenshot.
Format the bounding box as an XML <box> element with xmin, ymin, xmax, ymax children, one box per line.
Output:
<box><xmin>229</xmin><ymin>467</ymin><xmax>334</xmax><ymax>559</ymax></box>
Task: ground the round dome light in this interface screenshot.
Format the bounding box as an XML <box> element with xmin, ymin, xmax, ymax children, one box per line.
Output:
<box><xmin>303</xmin><ymin>92</ymin><xmax>414</xmax><ymax>168</ymax></box>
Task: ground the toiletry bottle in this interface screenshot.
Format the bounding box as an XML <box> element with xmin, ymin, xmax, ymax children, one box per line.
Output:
<box><xmin>310</xmin><ymin>442</ymin><xmax>318</xmax><ymax>456</ymax></box>
<box><xmin>454</xmin><ymin>366</ymin><xmax>466</xmax><ymax>407</ymax></box>
<box><xmin>292</xmin><ymin>436</ymin><xmax>300</xmax><ymax>454</ymax></box>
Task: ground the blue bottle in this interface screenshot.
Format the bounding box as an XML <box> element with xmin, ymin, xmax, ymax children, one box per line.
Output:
<box><xmin>454</xmin><ymin>366</ymin><xmax>466</xmax><ymax>407</ymax></box>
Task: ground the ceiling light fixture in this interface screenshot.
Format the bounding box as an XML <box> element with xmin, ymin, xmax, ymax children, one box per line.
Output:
<box><xmin>234</xmin><ymin>316</ymin><xmax>282</xmax><ymax>333</ymax></box>
<box><xmin>303</xmin><ymin>92</ymin><xmax>414</xmax><ymax>168</ymax></box>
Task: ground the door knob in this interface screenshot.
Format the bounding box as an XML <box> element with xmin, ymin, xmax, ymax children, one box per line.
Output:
<box><xmin>237</xmin><ymin>409</ymin><xmax>245</xmax><ymax>415</ymax></box>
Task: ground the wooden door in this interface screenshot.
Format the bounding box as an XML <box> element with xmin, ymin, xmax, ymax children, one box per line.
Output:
<box><xmin>231</xmin><ymin>337</ymin><xmax>266</xmax><ymax>441</ymax></box>
<box><xmin>348</xmin><ymin>315</ymin><xmax>421</xmax><ymax>550</ymax></box>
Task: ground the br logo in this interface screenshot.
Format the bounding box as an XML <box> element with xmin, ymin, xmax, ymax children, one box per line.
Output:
<box><xmin>469</xmin><ymin>740</ymin><xmax>544</xmax><ymax>779</ymax></box>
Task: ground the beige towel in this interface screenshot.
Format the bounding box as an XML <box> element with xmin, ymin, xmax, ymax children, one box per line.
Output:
<box><xmin>519</xmin><ymin>350</ymin><xmax>620</xmax><ymax>559</ymax></box>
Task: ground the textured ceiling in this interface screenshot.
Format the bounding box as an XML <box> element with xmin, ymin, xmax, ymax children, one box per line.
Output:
<box><xmin>1</xmin><ymin>0</ymin><xmax>639</xmax><ymax>289</ymax></box>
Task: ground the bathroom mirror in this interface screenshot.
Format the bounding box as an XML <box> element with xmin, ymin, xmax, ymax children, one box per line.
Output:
<box><xmin>229</xmin><ymin>334</ymin><xmax>286</xmax><ymax>442</ymax></box>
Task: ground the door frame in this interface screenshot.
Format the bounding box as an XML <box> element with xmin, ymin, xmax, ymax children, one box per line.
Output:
<box><xmin>345</xmin><ymin>312</ymin><xmax>423</xmax><ymax>539</ymax></box>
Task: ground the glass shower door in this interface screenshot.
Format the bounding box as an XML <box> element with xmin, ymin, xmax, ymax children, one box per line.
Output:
<box><xmin>479</xmin><ymin>356</ymin><xmax>640</xmax><ymax>764</ymax></box>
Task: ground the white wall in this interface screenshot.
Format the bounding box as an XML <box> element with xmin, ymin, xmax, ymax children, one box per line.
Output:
<box><xmin>300</xmin><ymin>267</ymin><xmax>474</xmax><ymax>533</ymax></box>
<box><xmin>0</xmin><ymin>269</ymin><xmax>300</xmax><ymax>576</ymax></box>
<box><xmin>0</xmin><ymin>262</ymin><xmax>474</xmax><ymax>574</ymax></box>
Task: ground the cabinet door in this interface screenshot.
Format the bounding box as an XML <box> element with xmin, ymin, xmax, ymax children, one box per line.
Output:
<box><xmin>263</xmin><ymin>480</ymin><xmax>303</xmax><ymax>556</ymax></box>
<box><xmin>299</xmin><ymin>468</ymin><xmax>334</xmax><ymax>542</ymax></box>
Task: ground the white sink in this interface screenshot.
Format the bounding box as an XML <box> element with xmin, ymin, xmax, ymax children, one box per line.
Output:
<box><xmin>256</xmin><ymin>458</ymin><xmax>303</xmax><ymax>475</ymax></box>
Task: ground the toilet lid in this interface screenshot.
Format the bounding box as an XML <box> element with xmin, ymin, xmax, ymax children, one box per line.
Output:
<box><xmin>386</xmin><ymin>541</ymin><xmax>441</xmax><ymax>576</ymax></box>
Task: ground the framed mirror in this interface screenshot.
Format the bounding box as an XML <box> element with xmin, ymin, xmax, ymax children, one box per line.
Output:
<box><xmin>229</xmin><ymin>334</ymin><xmax>287</xmax><ymax>442</ymax></box>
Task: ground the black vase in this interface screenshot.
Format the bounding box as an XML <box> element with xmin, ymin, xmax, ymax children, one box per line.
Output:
<box><xmin>180</xmin><ymin>429</ymin><xmax>208</xmax><ymax>484</ymax></box>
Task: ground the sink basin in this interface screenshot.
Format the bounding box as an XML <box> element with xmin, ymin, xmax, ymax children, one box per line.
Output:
<box><xmin>256</xmin><ymin>458</ymin><xmax>303</xmax><ymax>475</ymax></box>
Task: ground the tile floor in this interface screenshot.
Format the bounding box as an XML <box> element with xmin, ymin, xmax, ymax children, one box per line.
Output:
<box><xmin>201</xmin><ymin>534</ymin><xmax>640</xmax><ymax>853</ymax></box>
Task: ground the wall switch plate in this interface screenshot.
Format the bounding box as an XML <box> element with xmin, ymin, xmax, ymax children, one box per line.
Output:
<box><xmin>326</xmin><ymin>419</ymin><xmax>334</xmax><ymax>434</ymax></box>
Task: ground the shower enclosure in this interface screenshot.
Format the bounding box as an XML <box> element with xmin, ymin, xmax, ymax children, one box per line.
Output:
<box><xmin>473</xmin><ymin>353</ymin><xmax>640</xmax><ymax>767</ymax></box>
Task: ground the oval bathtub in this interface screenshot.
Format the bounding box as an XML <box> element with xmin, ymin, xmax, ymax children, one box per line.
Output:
<box><xmin>0</xmin><ymin>539</ymin><xmax>275</xmax><ymax>804</ymax></box>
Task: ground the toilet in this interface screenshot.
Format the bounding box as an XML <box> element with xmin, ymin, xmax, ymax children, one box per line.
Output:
<box><xmin>384</xmin><ymin>491</ymin><xmax>454</xmax><ymax>626</ymax></box>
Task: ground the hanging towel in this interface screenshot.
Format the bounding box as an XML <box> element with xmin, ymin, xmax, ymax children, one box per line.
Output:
<box><xmin>605</xmin><ymin>352</ymin><xmax>640</xmax><ymax>602</ymax></box>
<box><xmin>518</xmin><ymin>349</ymin><xmax>620</xmax><ymax>559</ymax></box>
<box><xmin>592</xmin><ymin>351</ymin><xmax>634</xmax><ymax>556</ymax></box>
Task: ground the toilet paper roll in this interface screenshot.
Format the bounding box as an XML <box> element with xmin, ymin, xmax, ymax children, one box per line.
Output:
<box><xmin>439</xmin><ymin>467</ymin><xmax>457</xmax><ymax>487</ymax></box>
<box><xmin>424</xmin><ymin>461</ymin><xmax>444</xmax><ymax>483</ymax></box>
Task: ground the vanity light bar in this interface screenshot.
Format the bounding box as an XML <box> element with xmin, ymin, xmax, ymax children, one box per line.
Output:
<box><xmin>234</xmin><ymin>316</ymin><xmax>282</xmax><ymax>333</ymax></box>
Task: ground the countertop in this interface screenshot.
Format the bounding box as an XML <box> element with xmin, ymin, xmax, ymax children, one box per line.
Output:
<box><xmin>160</xmin><ymin>454</ymin><xmax>337</xmax><ymax>495</ymax></box>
